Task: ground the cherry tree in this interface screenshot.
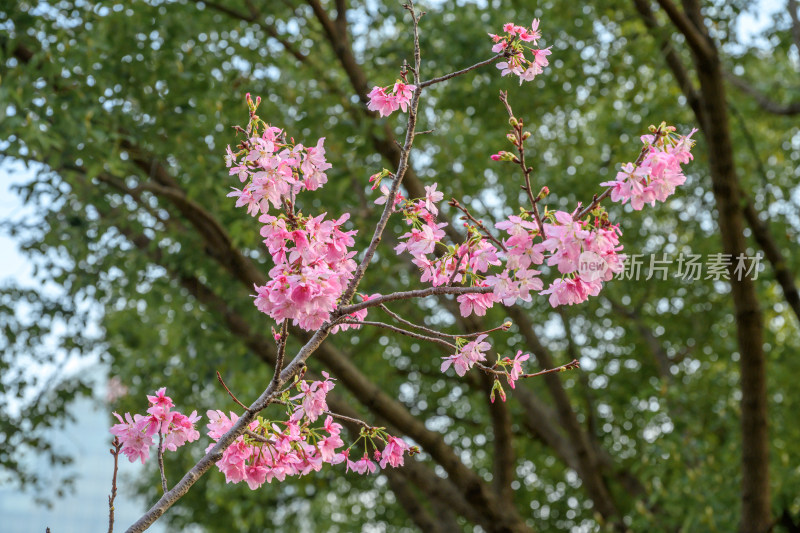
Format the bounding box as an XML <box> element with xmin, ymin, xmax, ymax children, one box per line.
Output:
<box><xmin>106</xmin><ymin>5</ymin><xmax>694</xmax><ymax>532</ymax></box>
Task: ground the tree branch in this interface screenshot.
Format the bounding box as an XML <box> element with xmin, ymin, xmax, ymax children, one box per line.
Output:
<box><xmin>654</xmin><ymin>0</ymin><xmax>715</xmax><ymax>60</ymax></box>
<box><xmin>606</xmin><ymin>297</ymin><xmax>673</xmax><ymax>379</ymax></box>
<box><xmin>339</xmin><ymin>285</ymin><xmax>493</xmax><ymax>315</ymax></box>
<box><xmin>725</xmin><ymin>72</ymin><xmax>800</xmax><ymax>116</ymax></box>
<box><xmin>788</xmin><ymin>0</ymin><xmax>800</xmax><ymax>53</ymax></box>
<box><xmin>631</xmin><ymin>0</ymin><xmax>706</xmax><ymax>126</ymax></box>
<box><xmin>504</xmin><ymin>306</ymin><xmax>619</xmax><ymax>520</ymax></box>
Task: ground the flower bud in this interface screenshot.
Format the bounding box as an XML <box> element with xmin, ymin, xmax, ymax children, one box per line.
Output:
<box><xmin>522</xmin><ymin>131</ymin><xmax>531</xmax><ymax>140</ymax></box>
<box><xmin>490</xmin><ymin>379</ymin><xmax>507</xmax><ymax>403</ymax></box>
<box><xmin>509</xmin><ymin>117</ymin><xmax>519</xmax><ymax>127</ymax></box>
<box><xmin>491</xmin><ymin>151</ymin><xmax>515</xmax><ymax>162</ymax></box>
<box><xmin>537</xmin><ymin>186</ymin><xmax>550</xmax><ymax>200</ymax></box>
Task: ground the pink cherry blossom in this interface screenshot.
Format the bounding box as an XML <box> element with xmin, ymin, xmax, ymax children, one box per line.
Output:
<box><xmin>380</xmin><ymin>436</ymin><xmax>410</xmax><ymax>468</ymax></box>
<box><xmin>366</xmin><ymin>86</ymin><xmax>396</xmax><ymax>117</ymax></box>
<box><xmin>457</xmin><ymin>286</ymin><xmax>495</xmax><ymax>317</ymax></box>
<box><xmin>600</xmin><ymin>129</ymin><xmax>695</xmax><ymax>210</ymax></box>
<box><xmin>490</xmin><ymin>21</ymin><xmax>551</xmax><ymax>83</ymax></box>
<box><xmin>424</xmin><ymin>184</ymin><xmax>444</xmax><ymax>215</ymax></box>
<box><xmin>110</xmin><ymin>389</ymin><xmax>201</xmax><ymax>464</ymax></box>
<box><xmin>506</xmin><ymin>350</ymin><xmax>530</xmax><ymax>389</ymax></box>
<box><xmin>441</xmin><ymin>334</ymin><xmax>492</xmax><ymax>376</ymax></box>
<box><xmin>540</xmin><ymin>277</ymin><xmax>602</xmax><ymax>307</ymax></box>
<box><xmin>347</xmin><ymin>453</ymin><xmax>378</xmax><ymax>475</ymax></box>
<box><xmin>110</xmin><ymin>412</ymin><xmax>153</xmax><ymax>464</ymax></box>
<box><xmin>367</xmin><ymin>82</ymin><xmax>417</xmax><ymax>117</ymax></box>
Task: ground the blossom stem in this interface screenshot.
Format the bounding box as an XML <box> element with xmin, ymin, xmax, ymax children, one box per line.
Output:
<box><xmin>449</xmin><ymin>198</ymin><xmax>507</xmax><ymax>252</ymax></box>
<box><xmin>157</xmin><ymin>431</ymin><xmax>168</xmax><ymax>494</ymax></box>
<box><xmin>107</xmin><ymin>437</ymin><xmax>122</xmax><ymax>533</ymax></box>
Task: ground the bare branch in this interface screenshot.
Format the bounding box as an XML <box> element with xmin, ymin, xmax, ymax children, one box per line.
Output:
<box><xmin>342</xmin><ymin>319</ymin><xmax>457</xmax><ymax>350</ymax></box>
<box><xmin>107</xmin><ymin>438</ymin><xmax>122</xmax><ymax>533</ymax></box>
<box><xmin>654</xmin><ymin>0</ymin><xmax>715</xmax><ymax>60</ymax></box>
<box><xmin>788</xmin><ymin>0</ymin><xmax>800</xmax><ymax>52</ymax></box>
<box><xmin>217</xmin><ymin>372</ymin><xmax>250</xmax><ymax>411</ymax></box>
<box><xmin>631</xmin><ymin>0</ymin><xmax>706</xmax><ymax>125</ymax></box>
<box><xmin>419</xmin><ymin>53</ymin><xmax>504</xmax><ymax>88</ymax></box>
<box><xmin>339</xmin><ymin>285</ymin><xmax>492</xmax><ymax>315</ymax></box>
<box><xmin>726</xmin><ymin>72</ymin><xmax>800</xmax><ymax>116</ymax></box>
<box><xmin>157</xmin><ymin>432</ymin><xmax>168</xmax><ymax>494</ymax></box>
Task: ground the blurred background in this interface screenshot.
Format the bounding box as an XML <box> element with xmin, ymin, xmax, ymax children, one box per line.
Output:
<box><xmin>1</xmin><ymin>0</ymin><xmax>798</xmax><ymax>531</ymax></box>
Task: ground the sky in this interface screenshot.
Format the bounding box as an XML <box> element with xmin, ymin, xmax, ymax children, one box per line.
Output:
<box><xmin>0</xmin><ymin>165</ymin><xmax>166</xmax><ymax>531</ymax></box>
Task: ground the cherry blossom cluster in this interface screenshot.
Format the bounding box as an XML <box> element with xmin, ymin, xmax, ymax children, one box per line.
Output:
<box><xmin>441</xmin><ymin>334</ymin><xmax>492</xmax><ymax>377</ymax></box>
<box><xmin>109</xmin><ymin>388</ymin><xmax>201</xmax><ymax>464</ymax></box>
<box><xmin>366</xmin><ymin>81</ymin><xmax>417</xmax><ymax>118</ymax></box>
<box><xmin>226</xmin><ymin>96</ymin><xmax>332</xmax><ymax>216</ymax></box>
<box><xmin>226</xmin><ymin>95</ymin><xmax>360</xmax><ymax>331</ymax></box>
<box><xmin>489</xmin><ymin>20</ymin><xmax>552</xmax><ymax>84</ymax></box>
<box><xmin>600</xmin><ymin>125</ymin><xmax>698</xmax><ymax>210</ymax></box>
<box><xmin>102</xmin><ymin>11</ymin><xmax>701</xmax><ymax>529</ymax></box>
<box><xmin>205</xmin><ymin>373</ymin><xmax>413</xmax><ymax>489</ymax></box>
<box><xmin>535</xmin><ymin>210</ymin><xmax>626</xmax><ymax>307</ymax></box>
<box><xmin>378</xmin><ymin>183</ymin><xmax>505</xmax><ymax>316</ymax></box>
<box><xmin>254</xmin><ymin>212</ymin><xmax>358</xmax><ymax>330</ymax></box>
<box><xmin>382</xmin><ymin>117</ymin><xmax>693</xmax><ymax>386</ymax></box>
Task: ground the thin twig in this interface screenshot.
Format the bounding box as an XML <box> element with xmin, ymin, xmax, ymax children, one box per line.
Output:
<box><xmin>379</xmin><ymin>304</ymin><xmax>510</xmax><ymax>340</ymax></box>
<box><xmin>419</xmin><ymin>53</ymin><xmax>505</xmax><ymax>88</ymax></box>
<box><xmin>157</xmin><ymin>431</ymin><xmax>168</xmax><ymax>494</ymax></box>
<box><xmin>107</xmin><ymin>437</ymin><xmax>122</xmax><ymax>533</ymax></box>
<box><xmin>449</xmin><ymin>198</ymin><xmax>507</xmax><ymax>252</ymax></box>
<box><xmin>447</xmin><ymin>250</ymin><xmax>467</xmax><ymax>285</ymax></box>
<box><xmin>475</xmin><ymin>359</ymin><xmax>580</xmax><ymax>380</ymax></box>
<box><xmin>573</xmin><ymin>126</ymin><xmax>665</xmax><ymax>220</ymax></box>
<box><xmin>244</xmin><ymin>429</ymin><xmax>272</xmax><ymax>444</ymax></box>
<box><xmin>217</xmin><ymin>371</ymin><xmax>249</xmax><ymax>411</ymax></box>
<box><xmin>498</xmin><ymin>91</ymin><xmax>546</xmax><ymax>239</ymax></box>
<box><xmin>335</xmin><ymin>0</ymin><xmax>424</xmax><ymax>308</ymax></box>
<box><xmin>323</xmin><ymin>410</ymin><xmax>374</xmax><ymax>429</ymax></box>
<box><xmin>343</xmin><ymin>319</ymin><xmax>457</xmax><ymax>350</ymax></box>
<box><xmin>520</xmin><ymin>358</ymin><xmax>580</xmax><ymax>378</ymax></box>
<box><xmin>271</xmin><ymin>319</ymin><xmax>290</xmax><ymax>390</ymax></box>
<box><xmin>339</xmin><ymin>285</ymin><xmax>493</xmax><ymax>315</ymax></box>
